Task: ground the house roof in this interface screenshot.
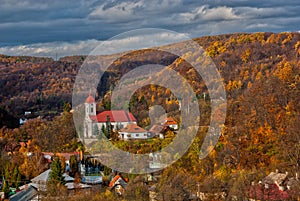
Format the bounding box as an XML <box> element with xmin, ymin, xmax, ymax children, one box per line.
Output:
<box><xmin>31</xmin><ymin>169</ymin><xmax>74</xmax><ymax>183</ymax></box>
<box><xmin>263</xmin><ymin>172</ymin><xmax>288</xmax><ymax>185</ymax></box>
<box><xmin>9</xmin><ymin>185</ymin><xmax>38</xmax><ymax>201</ymax></box>
<box><xmin>119</xmin><ymin>123</ymin><xmax>147</xmax><ymax>133</ymax></box>
<box><xmin>149</xmin><ymin>125</ymin><xmax>171</xmax><ymax>134</ymax></box>
<box><xmin>95</xmin><ymin>110</ymin><xmax>136</xmax><ymax>123</ymax></box>
<box><xmin>149</xmin><ymin>125</ymin><xmax>164</xmax><ymax>133</ymax></box>
<box><xmin>109</xmin><ymin>175</ymin><xmax>127</xmax><ymax>188</ymax></box>
<box><xmin>164</xmin><ymin>117</ymin><xmax>177</xmax><ymax>125</ymax></box>
<box><xmin>85</xmin><ymin>94</ymin><xmax>95</xmax><ymax>103</ymax></box>
<box><xmin>31</xmin><ymin>169</ymin><xmax>51</xmax><ymax>183</ymax></box>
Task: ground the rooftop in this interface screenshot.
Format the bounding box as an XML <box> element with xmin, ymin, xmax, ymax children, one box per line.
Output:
<box><xmin>85</xmin><ymin>94</ymin><xmax>95</xmax><ymax>103</ymax></box>
<box><xmin>119</xmin><ymin>123</ymin><xmax>147</xmax><ymax>133</ymax></box>
<box><xmin>95</xmin><ymin>110</ymin><xmax>136</xmax><ymax>123</ymax></box>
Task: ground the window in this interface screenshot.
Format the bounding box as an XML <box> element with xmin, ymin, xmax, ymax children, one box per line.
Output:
<box><xmin>136</xmin><ymin>134</ymin><xmax>139</xmax><ymax>137</ymax></box>
<box><xmin>91</xmin><ymin>106</ymin><xmax>94</xmax><ymax>113</ymax></box>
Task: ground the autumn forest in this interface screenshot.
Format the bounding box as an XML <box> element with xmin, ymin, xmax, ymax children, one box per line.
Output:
<box><xmin>0</xmin><ymin>32</ymin><xmax>300</xmax><ymax>200</ymax></box>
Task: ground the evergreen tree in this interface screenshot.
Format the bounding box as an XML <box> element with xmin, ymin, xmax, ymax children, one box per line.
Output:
<box><xmin>2</xmin><ymin>180</ymin><xmax>10</xmax><ymax>199</ymax></box>
<box><xmin>49</xmin><ymin>157</ymin><xmax>66</xmax><ymax>185</ymax></box>
<box><xmin>47</xmin><ymin>157</ymin><xmax>67</xmax><ymax>196</ymax></box>
<box><xmin>12</xmin><ymin>166</ymin><xmax>21</xmax><ymax>188</ymax></box>
<box><xmin>69</xmin><ymin>155</ymin><xmax>78</xmax><ymax>177</ymax></box>
<box><xmin>16</xmin><ymin>172</ymin><xmax>21</xmax><ymax>189</ymax></box>
<box><xmin>63</xmin><ymin>102</ymin><xmax>71</xmax><ymax>112</ymax></box>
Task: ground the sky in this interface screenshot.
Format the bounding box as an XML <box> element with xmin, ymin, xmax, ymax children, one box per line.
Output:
<box><xmin>0</xmin><ymin>0</ymin><xmax>300</xmax><ymax>58</ymax></box>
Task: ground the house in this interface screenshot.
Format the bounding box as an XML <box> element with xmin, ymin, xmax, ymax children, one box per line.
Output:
<box><xmin>149</xmin><ymin>125</ymin><xmax>173</xmax><ymax>139</ymax></box>
<box><xmin>14</xmin><ymin>171</ymin><xmax>91</xmax><ymax>200</ymax></box>
<box><xmin>248</xmin><ymin>170</ymin><xmax>300</xmax><ymax>200</ymax></box>
<box><xmin>84</xmin><ymin>94</ymin><xmax>137</xmax><ymax>138</ymax></box>
<box><xmin>109</xmin><ymin>174</ymin><xmax>128</xmax><ymax>196</ymax></box>
<box><xmin>162</xmin><ymin>117</ymin><xmax>178</xmax><ymax>130</ymax></box>
<box><xmin>118</xmin><ymin>123</ymin><xmax>151</xmax><ymax>140</ymax></box>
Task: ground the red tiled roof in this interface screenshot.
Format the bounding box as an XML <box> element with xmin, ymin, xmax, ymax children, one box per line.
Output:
<box><xmin>164</xmin><ymin>117</ymin><xmax>177</xmax><ymax>125</ymax></box>
<box><xmin>119</xmin><ymin>124</ymin><xmax>147</xmax><ymax>133</ymax></box>
<box><xmin>96</xmin><ymin>110</ymin><xmax>136</xmax><ymax>123</ymax></box>
<box><xmin>85</xmin><ymin>95</ymin><xmax>95</xmax><ymax>103</ymax></box>
<box><xmin>109</xmin><ymin>175</ymin><xmax>121</xmax><ymax>187</ymax></box>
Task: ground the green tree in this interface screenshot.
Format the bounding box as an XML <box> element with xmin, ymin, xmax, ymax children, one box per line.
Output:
<box><xmin>69</xmin><ymin>155</ymin><xmax>78</xmax><ymax>177</ymax></box>
<box><xmin>2</xmin><ymin>180</ymin><xmax>10</xmax><ymax>199</ymax></box>
<box><xmin>49</xmin><ymin>157</ymin><xmax>65</xmax><ymax>185</ymax></box>
<box><xmin>48</xmin><ymin>157</ymin><xmax>67</xmax><ymax>196</ymax></box>
<box><xmin>12</xmin><ymin>166</ymin><xmax>21</xmax><ymax>188</ymax></box>
<box><xmin>63</xmin><ymin>102</ymin><xmax>71</xmax><ymax>112</ymax></box>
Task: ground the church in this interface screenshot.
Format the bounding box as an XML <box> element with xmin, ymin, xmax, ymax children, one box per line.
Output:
<box><xmin>83</xmin><ymin>94</ymin><xmax>137</xmax><ymax>138</ymax></box>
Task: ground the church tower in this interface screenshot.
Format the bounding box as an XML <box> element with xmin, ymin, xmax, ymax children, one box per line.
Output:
<box><xmin>85</xmin><ymin>94</ymin><xmax>96</xmax><ymax>116</ymax></box>
<box><xmin>84</xmin><ymin>94</ymin><xmax>96</xmax><ymax>138</ymax></box>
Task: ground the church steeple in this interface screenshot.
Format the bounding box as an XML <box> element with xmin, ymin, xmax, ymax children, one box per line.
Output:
<box><xmin>85</xmin><ymin>93</ymin><xmax>96</xmax><ymax>116</ymax></box>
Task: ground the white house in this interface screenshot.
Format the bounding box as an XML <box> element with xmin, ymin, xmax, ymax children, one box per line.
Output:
<box><xmin>118</xmin><ymin>123</ymin><xmax>151</xmax><ymax>140</ymax></box>
<box><xmin>84</xmin><ymin>94</ymin><xmax>137</xmax><ymax>138</ymax></box>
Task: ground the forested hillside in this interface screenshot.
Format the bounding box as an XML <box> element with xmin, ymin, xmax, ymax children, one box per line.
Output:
<box><xmin>0</xmin><ymin>32</ymin><xmax>300</xmax><ymax>199</ymax></box>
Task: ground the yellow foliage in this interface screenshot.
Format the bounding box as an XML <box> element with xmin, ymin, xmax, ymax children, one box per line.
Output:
<box><xmin>227</xmin><ymin>80</ymin><xmax>242</xmax><ymax>91</ymax></box>
<box><xmin>221</xmin><ymin>60</ymin><xmax>227</xmax><ymax>67</ymax></box>
<box><xmin>255</xmin><ymin>72</ymin><xmax>262</xmax><ymax>80</ymax></box>
<box><xmin>282</xmin><ymin>33</ymin><xmax>293</xmax><ymax>45</ymax></box>
<box><xmin>206</xmin><ymin>41</ymin><xmax>226</xmax><ymax>57</ymax></box>
<box><xmin>241</xmin><ymin>49</ymin><xmax>252</xmax><ymax>63</ymax></box>
<box><xmin>275</xmin><ymin>60</ymin><xmax>293</xmax><ymax>83</ymax></box>
<box><xmin>215</xmin><ymin>165</ymin><xmax>231</xmax><ymax>182</ymax></box>
<box><xmin>294</xmin><ymin>41</ymin><xmax>300</xmax><ymax>50</ymax></box>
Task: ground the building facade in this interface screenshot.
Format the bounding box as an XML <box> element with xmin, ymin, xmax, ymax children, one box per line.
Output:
<box><xmin>83</xmin><ymin>94</ymin><xmax>137</xmax><ymax>138</ymax></box>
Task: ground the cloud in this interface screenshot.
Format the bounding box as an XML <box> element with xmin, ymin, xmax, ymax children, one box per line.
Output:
<box><xmin>0</xmin><ymin>0</ymin><xmax>299</xmax><ymax>51</ymax></box>
<box><xmin>89</xmin><ymin>1</ymin><xmax>143</xmax><ymax>22</ymax></box>
<box><xmin>0</xmin><ymin>30</ymin><xmax>189</xmax><ymax>58</ymax></box>
<box><xmin>178</xmin><ymin>5</ymin><xmax>240</xmax><ymax>24</ymax></box>
<box><xmin>0</xmin><ymin>40</ymin><xmax>101</xmax><ymax>58</ymax></box>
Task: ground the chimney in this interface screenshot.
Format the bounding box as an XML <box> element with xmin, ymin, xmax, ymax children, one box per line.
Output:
<box><xmin>276</xmin><ymin>169</ymin><xmax>279</xmax><ymax>173</ymax></box>
<box><xmin>286</xmin><ymin>171</ymin><xmax>288</xmax><ymax>176</ymax></box>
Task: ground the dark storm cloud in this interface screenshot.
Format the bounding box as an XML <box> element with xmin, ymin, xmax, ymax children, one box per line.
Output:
<box><xmin>0</xmin><ymin>0</ymin><xmax>299</xmax><ymax>56</ymax></box>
